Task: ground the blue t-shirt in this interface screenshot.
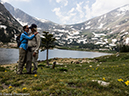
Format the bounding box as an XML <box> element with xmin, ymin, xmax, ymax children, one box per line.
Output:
<box><xmin>19</xmin><ymin>32</ymin><xmax>35</xmax><ymax>50</ymax></box>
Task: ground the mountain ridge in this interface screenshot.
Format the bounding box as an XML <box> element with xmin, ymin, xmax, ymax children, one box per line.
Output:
<box><xmin>2</xmin><ymin>2</ymin><xmax>129</xmax><ymax>50</ymax></box>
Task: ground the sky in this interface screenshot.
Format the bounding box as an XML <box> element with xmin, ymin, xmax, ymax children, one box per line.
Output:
<box><xmin>1</xmin><ymin>0</ymin><xmax>129</xmax><ymax>24</ymax></box>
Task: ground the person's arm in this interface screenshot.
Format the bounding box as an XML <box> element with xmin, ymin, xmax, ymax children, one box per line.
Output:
<box><xmin>33</xmin><ymin>34</ymin><xmax>41</xmax><ymax>56</ymax></box>
<box><xmin>22</xmin><ymin>32</ymin><xmax>38</xmax><ymax>40</ymax></box>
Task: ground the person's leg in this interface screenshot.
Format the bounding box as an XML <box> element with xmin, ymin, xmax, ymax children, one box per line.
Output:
<box><xmin>17</xmin><ymin>48</ymin><xmax>26</xmax><ymax>74</ymax></box>
<box><xmin>26</xmin><ymin>50</ymin><xmax>32</xmax><ymax>73</ymax></box>
<box><xmin>32</xmin><ymin>53</ymin><xmax>38</xmax><ymax>74</ymax></box>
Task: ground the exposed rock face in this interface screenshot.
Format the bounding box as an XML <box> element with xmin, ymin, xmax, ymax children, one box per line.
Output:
<box><xmin>0</xmin><ymin>2</ymin><xmax>22</xmax><ymax>43</ymax></box>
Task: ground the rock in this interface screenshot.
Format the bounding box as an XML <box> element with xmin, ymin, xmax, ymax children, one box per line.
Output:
<box><xmin>92</xmin><ymin>80</ymin><xmax>110</xmax><ymax>86</ymax></box>
<box><xmin>75</xmin><ymin>61</ymin><xmax>80</xmax><ymax>64</ymax></box>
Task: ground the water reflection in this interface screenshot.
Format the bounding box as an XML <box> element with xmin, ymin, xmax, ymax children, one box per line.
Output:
<box><xmin>0</xmin><ymin>48</ymin><xmax>19</xmax><ymax>64</ymax></box>
<box><xmin>0</xmin><ymin>48</ymin><xmax>111</xmax><ymax>64</ymax></box>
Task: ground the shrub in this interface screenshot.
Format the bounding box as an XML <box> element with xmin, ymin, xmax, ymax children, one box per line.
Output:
<box><xmin>38</xmin><ymin>64</ymin><xmax>46</xmax><ymax>67</ymax></box>
<box><xmin>117</xmin><ymin>44</ymin><xmax>129</xmax><ymax>52</ymax></box>
<box><xmin>59</xmin><ymin>68</ymin><xmax>68</xmax><ymax>72</ymax></box>
<box><xmin>0</xmin><ymin>66</ymin><xmax>6</xmax><ymax>72</ymax></box>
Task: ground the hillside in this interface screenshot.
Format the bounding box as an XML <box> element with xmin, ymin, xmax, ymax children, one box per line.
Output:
<box><xmin>70</xmin><ymin>4</ymin><xmax>129</xmax><ymax>42</ymax></box>
<box><xmin>3</xmin><ymin>2</ymin><xmax>129</xmax><ymax>50</ymax></box>
<box><xmin>0</xmin><ymin>2</ymin><xmax>22</xmax><ymax>43</ymax></box>
<box><xmin>0</xmin><ymin>53</ymin><xmax>129</xmax><ymax>95</ymax></box>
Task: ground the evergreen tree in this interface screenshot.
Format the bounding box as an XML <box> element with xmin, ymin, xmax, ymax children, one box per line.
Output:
<box><xmin>41</xmin><ymin>31</ymin><xmax>56</xmax><ymax>65</ymax></box>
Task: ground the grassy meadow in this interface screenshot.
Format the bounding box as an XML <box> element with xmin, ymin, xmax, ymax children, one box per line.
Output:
<box><xmin>0</xmin><ymin>53</ymin><xmax>129</xmax><ymax>96</ymax></box>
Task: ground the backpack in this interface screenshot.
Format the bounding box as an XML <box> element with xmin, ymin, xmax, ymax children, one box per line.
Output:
<box><xmin>16</xmin><ymin>33</ymin><xmax>25</xmax><ymax>47</ymax></box>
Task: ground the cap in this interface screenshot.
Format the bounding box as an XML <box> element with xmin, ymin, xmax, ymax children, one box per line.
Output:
<box><xmin>29</xmin><ymin>24</ymin><xmax>37</xmax><ymax>29</ymax></box>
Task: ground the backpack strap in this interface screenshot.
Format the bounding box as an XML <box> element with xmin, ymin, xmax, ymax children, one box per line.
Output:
<box><xmin>20</xmin><ymin>33</ymin><xmax>26</xmax><ymax>43</ymax></box>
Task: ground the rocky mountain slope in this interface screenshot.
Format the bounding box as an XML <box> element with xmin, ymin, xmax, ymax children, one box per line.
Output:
<box><xmin>71</xmin><ymin>4</ymin><xmax>129</xmax><ymax>36</ymax></box>
<box><xmin>0</xmin><ymin>2</ymin><xmax>22</xmax><ymax>43</ymax></box>
<box><xmin>3</xmin><ymin>2</ymin><xmax>129</xmax><ymax>49</ymax></box>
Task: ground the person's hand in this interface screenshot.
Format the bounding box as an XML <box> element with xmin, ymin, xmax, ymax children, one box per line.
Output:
<box><xmin>33</xmin><ymin>52</ymin><xmax>36</xmax><ymax>57</ymax></box>
<box><xmin>34</xmin><ymin>32</ymin><xmax>38</xmax><ymax>35</ymax></box>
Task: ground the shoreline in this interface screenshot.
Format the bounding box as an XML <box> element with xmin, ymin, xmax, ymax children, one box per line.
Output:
<box><xmin>0</xmin><ymin>47</ymin><xmax>115</xmax><ymax>53</ymax></box>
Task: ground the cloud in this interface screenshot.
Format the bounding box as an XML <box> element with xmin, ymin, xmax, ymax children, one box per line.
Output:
<box><xmin>84</xmin><ymin>4</ymin><xmax>92</xmax><ymax>20</ymax></box>
<box><xmin>91</xmin><ymin>0</ymin><xmax>129</xmax><ymax>17</ymax></box>
<box><xmin>52</xmin><ymin>0</ymin><xmax>129</xmax><ymax>24</ymax></box>
<box><xmin>52</xmin><ymin>7</ymin><xmax>77</xmax><ymax>24</ymax></box>
<box><xmin>56</xmin><ymin>0</ymin><xmax>68</xmax><ymax>6</ymax></box>
<box><xmin>76</xmin><ymin>2</ymin><xmax>84</xmax><ymax>18</ymax></box>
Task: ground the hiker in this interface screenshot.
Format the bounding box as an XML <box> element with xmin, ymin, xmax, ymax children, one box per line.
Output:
<box><xmin>26</xmin><ymin>24</ymin><xmax>41</xmax><ymax>74</ymax></box>
<box><xmin>17</xmin><ymin>25</ymin><xmax>38</xmax><ymax>74</ymax></box>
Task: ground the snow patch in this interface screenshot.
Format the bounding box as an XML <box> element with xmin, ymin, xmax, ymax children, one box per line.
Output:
<box><xmin>0</xmin><ymin>25</ymin><xmax>7</xmax><ymax>29</ymax></box>
<box><xmin>112</xmin><ymin>39</ymin><xmax>117</xmax><ymax>43</ymax></box>
<box><xmin>93</xmin><ymin>32</ymin><xmax>106</xmax><ymax>37</ymax></box>
<box><xmin>35</xmin><ymin>17</ymin><xmax>49</xmax><ymax>23</ymax></box>
<box><xmin>85</xmin><ymin>21</ymin><xmax>91</xmax><ymax>25</ymax></box>
<box><xmin>54</xmin><ymin>29</ymin><xmax>69</xmax><ymax>33</ymax></box>
<box><xmin>85</xmin><ymin>26</ymin><xmax>91</xmax><ymax>29</ymax></box>
<box><xmin>98</xmin><ymin>23</ymin><xmax>105</xmax><ymax>29</ymax></box>
<box><xmin>104</xmin><ymin>15</ymin><xmax>106</xmax><ymax>18</ymax></box>
<box><xmin>14</xmin><ymin>8</ymin><xmax>18</xmax><ymax>11</ymax></box>
<box><xmin>118</xmin><ymin>5</ymin><xmax>129</xmax><ymax>12</ymax></box>
<box><xmin>14</xmin><ymin>17</ymin><xmax>28</xmax><ymax>26</ymax></box>
<box><xmin>81</xmin><ymin>27</ymin><xmax>84</xmax><ymax>30</ymax></box>
<box><xmin>1</xmin><ymin>0</ymin><xmax>5</xmax><ymax>4</ymax></box>
<box><xmin>0</xmin><ymin>12</ymin><xmax>2</xmax><ymax>15</ymax></box>
<box><xmin>125</xmin><ymin>37</ymin><xmax>129</xmax><ymax>44</ymax></box>
<box><xmin>121</xmin><ymin>29</ymin><xmax>125</xmax><ymax>32</ymax></box>
<box><xmin>115</xmin><ymin>25</ymin><xmax>120</xmax><ymax>27</ymax></box>
<box><xmin>98</xmin><ymin>16</ymin><xmax>103</xmax><ymax>22</ymax></box>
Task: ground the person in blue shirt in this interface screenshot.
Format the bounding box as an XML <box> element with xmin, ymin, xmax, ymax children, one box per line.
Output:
<box><xmin>17</xmin><ymin>25</ymin><xmax>38</xmax><ymax>74</ymax></box>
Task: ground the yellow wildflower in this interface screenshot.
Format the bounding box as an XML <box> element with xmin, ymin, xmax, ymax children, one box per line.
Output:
<box><xmin>34</xmin><ymin>74</ymin><xmax>37</xmax><ymax>77</ymax></box>
<box><xmin>103</xmin><ymin>77</ymin><xmax>106</xmax><ymax>81</ymax></box>
<box><xmin>22</xmin><ymin>87</ymin><xmax>27</xmax><ymax>91</ymax></box>
<box><xmin>5</xmin><ymin>70</ymin><xmax>7</xmax><ymax>72</ymax></box>
<box><xmin>125</xmin><ymin>80</ymin><xmax>129</xmax><ymax>86</ymax></box>
<box><xmin>118</xmin><ymin>78</ymin><xmax>123</xmax><ymax>82</ymax></box>
<box><xmin>9</xmin><ymin>86</ymin><xmax>12</xmax><ymax>89</ymax></box>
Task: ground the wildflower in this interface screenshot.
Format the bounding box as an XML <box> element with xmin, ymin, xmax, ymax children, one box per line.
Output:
<box><xmin>118</xmin><ymin>78</ymin><xmax>123</xmax><ymax>82</ymax></box>
<box><xmin>103</xmin><ymin>77</ymin><xmax>106</xmax><ymax>81</ymax></box>
<box><xmin>89</xmin><ymin>65</ymin><xmax>92</xmax><ymax>67</ymax></box>
<box><xmin>96</xmin><ymin>68</ymin><xmax>98</xmax><ymax>70</ymax></box>
<box><xmin>5</xmin><ymin>70</ymin><xmax>7</xmax><ymax>72</ymax></box>
<box><xmin>22</xmin><ymin>87</ymin><xmax>27</xmax><ymax>91</ymax></box>
<box><xmin>34</xmin><ymin>74</ymin><xmax>37</xmax><ymax>77</ymax></box>
<box><xmin>125</xmin><ymin>80</ymin><xmax>129</xmax><ymax>86</ymax></box>
<box><xmin>9</xmin><ymin>86</ymin><xmax>12</xmax><ymax>89</ymax></box>
<box><xmin>97</xmin><ymin>64</ymin><xmax>100</xmax><ymax>67</ymax></box>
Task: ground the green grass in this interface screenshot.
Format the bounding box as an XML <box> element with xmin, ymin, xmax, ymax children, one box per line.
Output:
<box><xmin>0</xmin><ymin>53</ymin><xmax>129</xmax><ymax>96</ymax></box>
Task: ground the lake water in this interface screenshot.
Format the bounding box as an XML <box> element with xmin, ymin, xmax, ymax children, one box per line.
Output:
<box><xmin>0</xmin><ymin>48</ymin><xmax>111</xmax><ymax>64</ymax></box>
